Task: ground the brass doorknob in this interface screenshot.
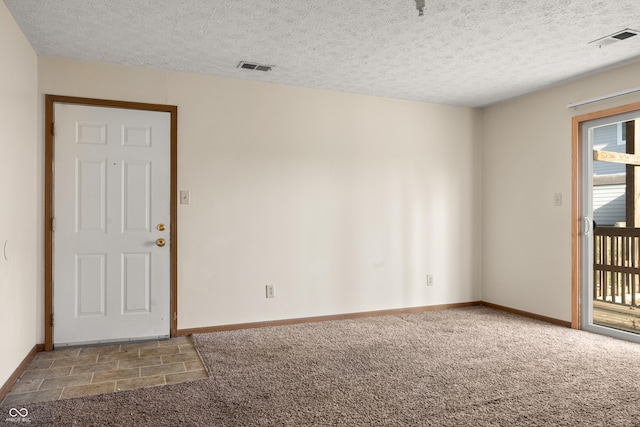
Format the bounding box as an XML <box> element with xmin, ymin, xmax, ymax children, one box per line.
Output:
<box><xmin>156</xmin><ymin>238</ymin><xmax>166</xmax><ymax>247</ymax></box>
<box><xmin>157</xmin><ymin>223</ymin><xmax>166</xmax><ymax>231</ymax></box>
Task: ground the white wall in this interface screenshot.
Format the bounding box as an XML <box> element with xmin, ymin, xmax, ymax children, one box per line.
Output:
<box><xmin>483</xmin><ymin>61</ymin><xmax>640</xmax><ymax>322</ymax></box>
<box><xmin>0</xmin><ymin>2</ymin><xmax>38</xmax><ymax>387</ymax></box>
<box><xmin>38</xmin><ymin>58</ymin><xmax>483</xmax><ymax>333</ymax></box>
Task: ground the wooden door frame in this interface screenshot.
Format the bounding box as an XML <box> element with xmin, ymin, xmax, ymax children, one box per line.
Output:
<box><xmin>571</xmin><ymin>101</ymin><xmax>640</xmax><ymax>329</ymax></box>
<box><xmin>44</xmin><ymin>95</ymin><xmax>178</xmax><ymax>350</ymax></box>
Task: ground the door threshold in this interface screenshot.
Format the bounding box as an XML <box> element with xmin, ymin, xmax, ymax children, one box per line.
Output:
<box><xmin>54</xmin><ymin>335</ymin><xmax>171</xmax><ymax>349</ymax></box>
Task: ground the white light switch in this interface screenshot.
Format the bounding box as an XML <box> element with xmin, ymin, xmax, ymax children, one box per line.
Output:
<box><xmin>180</xmin><ymin>190</ymin><xmax>190</xmax><ymax>205</ymax></box>
<box><xmin>554</xmin><ymin>193</ymin><xmax>562</xmax><ymax>207</ymax></box>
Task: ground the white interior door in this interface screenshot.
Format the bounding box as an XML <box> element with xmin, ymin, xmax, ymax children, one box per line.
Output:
<box><xmin>53</xmin><ymin>103</ymin><xmax>171</xmax><ymax>346</ymax></box>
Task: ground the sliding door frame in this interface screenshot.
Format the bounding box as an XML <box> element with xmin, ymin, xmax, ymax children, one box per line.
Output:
<box><xmin>571</xmin><ymin>101</ymin><xmax>640</xmax><ymax>329</ymax></box>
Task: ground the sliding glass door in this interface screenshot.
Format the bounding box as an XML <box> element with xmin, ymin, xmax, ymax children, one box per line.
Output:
<box><xmin>582</xmin><ymin>111</ymin><xmax>640</xmax><ymax>342</ymax></box>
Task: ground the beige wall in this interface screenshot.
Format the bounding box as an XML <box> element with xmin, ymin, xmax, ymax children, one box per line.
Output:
<box><xmin>38</xmin><ymin>57</ymin><xmax>483</xmax><ymax>335</ymax></box>
<box><xmin>483</xmin><ymin>61</ymin><xmax>640</xmax><ymax>322</ymax></box>
<box><xmin>0</xmin><ymin>2</ymin><xmax>38</xmax><ymax>387</ymax></box>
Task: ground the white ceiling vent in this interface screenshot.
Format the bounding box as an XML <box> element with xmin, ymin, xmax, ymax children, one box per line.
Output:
<box><xmin>589</xmin><ymin>29</ymin><xmax>639</xmax><ymax>48</ymax></box>
<box><xmin>237</xmin><ymin>61</ymin><xmax>273</xmax><ymax>72</ymax></box>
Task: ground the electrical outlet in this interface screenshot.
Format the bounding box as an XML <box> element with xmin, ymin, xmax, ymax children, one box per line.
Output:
<box><xmin>426</xmin><ymin>275</ymin><xmax>434</xmax><ymax>286</ymax></box>
<box><xmin>266</xmin><ymin>284</ymin><xmax>275</xmax><ymax>298</ymax></box>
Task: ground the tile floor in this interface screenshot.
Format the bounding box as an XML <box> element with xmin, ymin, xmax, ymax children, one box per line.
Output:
<box><xmin>0</xmin><ymin>336</ymin><xmax>208</xmax><ymax>407</ymax></box>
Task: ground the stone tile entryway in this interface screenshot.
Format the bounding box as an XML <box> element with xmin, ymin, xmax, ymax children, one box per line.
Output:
<box><xmin>1</xmin><ymin>336</ymin><xmax>208</xmax><ymax>407</ymax></box>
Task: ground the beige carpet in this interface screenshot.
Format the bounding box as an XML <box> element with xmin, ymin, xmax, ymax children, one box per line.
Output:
<box><xmin>3</xmin><ymin>307</ymin><xmax>640</xmax><ymax>426</ymax></box>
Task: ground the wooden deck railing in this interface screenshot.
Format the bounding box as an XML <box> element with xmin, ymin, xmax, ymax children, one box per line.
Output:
<box><xmin>594</xmin><ymin>227</ymin><xmax>640</xmax><ymax>307</ymax></box>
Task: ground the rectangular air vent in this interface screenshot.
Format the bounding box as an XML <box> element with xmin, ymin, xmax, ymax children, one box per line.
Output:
<box><xmin>237</xmin><ymin>61</ymin><xmax>273</xmax><ymax>72</ymax></box>
<box><xmin>589</xmin><ymin>28</ymin><xmax>639</xmax><ymax>48</ymax></box>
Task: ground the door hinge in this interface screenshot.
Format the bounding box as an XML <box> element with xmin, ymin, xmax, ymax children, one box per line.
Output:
<box><xmin>50</xmin><ymin>313</ymin><xmax>54</xmax><ymax>327</ymax></box>
<box><xmin>51</xmin><ymin>218</ymin><xmax>56</xmax><ymax>232</ymax></box>
<box><xmin>173</xmin><ymin>312</ymin><xmax>177</xmax><ymax>321</ymax></box>
<box><xmin>51</xmin><ymin>122</ymin><xmax>55</xmax><ymax>136</ymax></box>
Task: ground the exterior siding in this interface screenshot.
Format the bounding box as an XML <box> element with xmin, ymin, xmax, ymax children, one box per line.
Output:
<box><xmin>593</xmin><ymin>184</ymin><xmax>625</xmax><ymax>226</ymax></box>
<box><xmin>593</xmin><ymin>123</ymin><xmax>625</xmax><ymax>176</ymax></box>
<box><xmin>593</xmin><ymin>122</ymin><xmax>626</xmax><ymax>226</ymax></box>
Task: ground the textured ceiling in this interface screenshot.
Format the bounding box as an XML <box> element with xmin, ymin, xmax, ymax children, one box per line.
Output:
<box><xmin>4</xmin><ymin>0</ymin><xmax>640</xmax><ymax>107</ymax></box>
